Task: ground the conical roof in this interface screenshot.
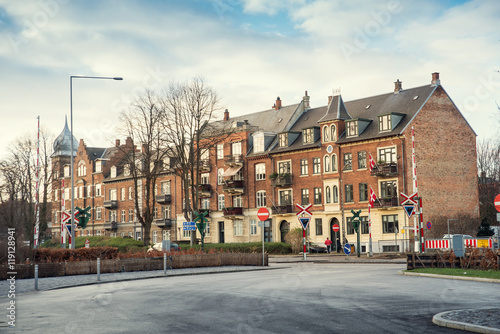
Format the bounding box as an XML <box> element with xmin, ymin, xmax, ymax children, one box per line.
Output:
<box><xmin>52</xmin><ymin>116</ymin><xmax>78</xmax><ymax>157</ymax></box>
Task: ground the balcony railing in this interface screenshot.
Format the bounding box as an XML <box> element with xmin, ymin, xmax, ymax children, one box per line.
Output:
<box><xmin>223</xmin><ymin>207</ymin><xmax>243</xmax><ymax>218</ymax></box>
<box><xmin>271</xmin><ymin>205</ymin><xmax>293</xmax><ymax>215</ymax></box>
<box><xmin>199</xmin><ymin>159</ymin><xmax>211</xmax><ymax>172</ymax></box>
<box><xmin>223</xmin><ymin>180</ymin><xmax>244</xmax><ymax>194</ymax></box>
<box><xmin>370</xmin><ymin>162</ymin><xmax>398</xmax><ymax>177</ymax></box>
<box><xmin>154</xmin><ymin>218</ymin><xmax>172</xmax><ymax>228</ymax></box>
<box><xmin>372</xmin><ymin>197</ymin><xmax>399</xmax><ymax>208</ymax></box>
<box><xmin>198</xmin><ymin>184</ymin><xmax>211</xmax><ymax>198</ymax></box>
<box><xmin>155</xmin><ymin>194</ymin><xmax>172</xmax><ymax>204</ymax></box>
<box><xmin>224</xmin><ymin>154</ymin><xmax>244</xmax><ymax>167</ymax></box>
<box><xmin>270</xmin><ymin>174</ymin><xmax>292</xmax><ymax>187</ymax></box>
<box><xmin>104</xmin><ymin>221</ymin><xmax>118</xmax><ymax>230</ymax></box>
<box><xmin>103</xmin><ymin>200</ymin><xmax>118</xmax><ymax>209</ymax></box>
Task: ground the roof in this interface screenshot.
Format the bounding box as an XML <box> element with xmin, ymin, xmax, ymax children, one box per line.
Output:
<box><xmin>52</xmin><ymin>117</ymin><xmax>78</xmax><ymax>157</ymax></box>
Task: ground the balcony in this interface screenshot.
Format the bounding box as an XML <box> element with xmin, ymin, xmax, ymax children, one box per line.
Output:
<box><xmin>155</xmin><ymin>194</ymin><xmax>172</xmax><ymax>204</ymax></box>
<box><xmin>103</xmin><ymin>200</ymin><xmax>118</xmax><ymax>209</ymax></box>
<box><xmin>154</xmin><ymin>218</ymin><xmax>172</xmax><ymax>228</ymax></box>
<box><xmin>104</xmin><ymin>221</ymin><xmax>118</xmax><ymax>230</ymax></box>
<box><xmin>223</xmin><ymin>207</ymin><xmax>243</xmax><ymax>219</ymax></box>
<box><xmin>199</xmin><ymin>159</ymin><xmax>211</xmax><ymax>172</ymax></box>
<box><xmin>224</xmin><ymin>154</ymin><xmax>244</xmax><ymax>167</ymax></box>
<box><xmin>372</xmin><ymin>197</ymin><xmax>399</xmax><ymax>208</ymax></box>
<box><xmin>223</xmin><ymin>180</ymin><xmax>244</xmax><ymax>194</ymax></box>
<box><xmin>198</xmin><ymin>184</ymin><xmax>211</xmax><ymax>198</ymax></box>
<box><xmin>270</xmin><ymin>174</ymin><xmax>292</xmax><ymax>187</ymax></box>
<box><xmin>370</xmin><ymin>162</ymin><xmax>398</xmax><ymax>177</ymax></box>
<box><xmin>272</xmin><ymin>205</ymin><xmax>293</xmax><ymax>215</ymax></box>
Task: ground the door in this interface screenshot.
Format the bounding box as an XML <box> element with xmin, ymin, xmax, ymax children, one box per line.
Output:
<box><xmin>218</xmin><ymin>221</ymin><xmax>225</xmax><ymax>244</ymax></box>
<box><xmin>279</xmin><ymin>220</ymin><xmax>290</xmax><ymax>243</ymax></box>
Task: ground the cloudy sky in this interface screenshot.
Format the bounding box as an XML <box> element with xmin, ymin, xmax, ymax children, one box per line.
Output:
<box><xmin>1</xmin><ymin>0</ymin><xmax>499</xmax><ymax>158</ymax></box>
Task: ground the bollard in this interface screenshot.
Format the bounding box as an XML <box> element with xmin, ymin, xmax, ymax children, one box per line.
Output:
<box><xmin>164</xmin><ymin>253</ymin><xmax>167</xmax><ymax>275</ymax></box>
<box><xmin>97</xmin><ymin>258</ymin><xmax>100</xmax><ymax>281</ymax></box>
<box><xmin>34</xmin><ymin>264</ymin><xmax>39</xmax><ymax>290</ymax></box>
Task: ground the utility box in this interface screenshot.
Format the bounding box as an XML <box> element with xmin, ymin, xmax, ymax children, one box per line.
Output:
<box><xmin>452</xmin><ymin>235</ymin><xmax>464</xmax><ymax>257</ymax></box>
<box><xmin>162</xmin><ymin>240</ymin><xmax>170</xmax><ymax>252</ymax></box>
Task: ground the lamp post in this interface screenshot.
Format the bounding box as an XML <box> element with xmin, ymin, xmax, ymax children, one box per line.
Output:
<box><xmin>70</xmin><ymin>75</ymin><xmax>123</xmax><ymax>249</ymax></box>
<box><xmin>447</xmin><ymin>218</ymin><xmax>458</xmax><ymax>236</ymax></box>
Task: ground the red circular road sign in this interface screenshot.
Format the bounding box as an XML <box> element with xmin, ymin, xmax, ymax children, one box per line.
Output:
<box><xmin>495</xmin><ymin>194</ymin><xmax>500</xmax><ymax>213</ymax></box>
<box><xmin>257</xmin><ymin>207</ymin><xmax>270</xmax><ymax>221</ymax></box>
<box><xmin>332</xmin><ymin>224</ymin><xmax>340</xmax><ymax>232</ymax></box>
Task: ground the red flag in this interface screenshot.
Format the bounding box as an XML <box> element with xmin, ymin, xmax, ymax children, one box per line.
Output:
<box><xmin>369</xmin><ymin>186</ymin><xmax>378</xmax><ymax>208</ymax></box>
<box><xmin>369</xmin><ymin>153</ymin><xmax>377</xmax><ymax>172</ymax></box>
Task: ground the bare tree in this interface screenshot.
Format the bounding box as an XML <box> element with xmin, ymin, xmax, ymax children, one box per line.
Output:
<box><xmin>476</xmin><ymin>138</ymin><xmax>500</xmax><ymax>226</ymax></box>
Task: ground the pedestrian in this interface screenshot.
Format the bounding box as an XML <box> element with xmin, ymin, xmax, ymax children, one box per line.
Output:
<box><xmin>336</xmin><ymin>238</ymin><xmax>341</xmax><ymax>253</ymax></box>
<box><xmin>324</xmin><ymin>237</ymin><xmax>332</xmax><ymax>253</ymax></box>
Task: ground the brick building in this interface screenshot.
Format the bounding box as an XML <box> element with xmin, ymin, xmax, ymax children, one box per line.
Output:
<box><xmin>50</xmin><ymin>73</ymin><xmax>479</xmax><ymax>253</ymax></box>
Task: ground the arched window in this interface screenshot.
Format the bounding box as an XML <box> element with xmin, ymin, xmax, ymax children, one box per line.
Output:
<box><xmin>323</xmin><ymin>125</ymin><xmax>330</xmax><ymax>142</ymax></box>
<box><xmin>324</xmin><ymin>155</ymin><xmax>331</xmax><ymax>173</ymax></box>
<box><xmin>331</xmin><ymin>154</ymin><xmax>338</xmax><ymax>172</ymax></box>
<box><xmin>326</xmin><ymin>186</ymin><xmax>331</xmax><ymax>204</ymax></box>
<box><xmin>333</xmin><ymin>185</ymin><xmax>339</xmax><ymax>203</ymax></box>
<box><xmin>331</xmin><ymin>124</ymin><xmax>337</xmax><ymax>141</ymax></box>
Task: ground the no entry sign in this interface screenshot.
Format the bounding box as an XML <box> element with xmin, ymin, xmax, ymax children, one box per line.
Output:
<box><xmin>495</xmin><ymin>194</ymin><xmax>500</xmax><ymax>212</ymax></box>
<box><xmin>332</xmin><ymin>224</ymin><xmax>340</xmax><ymax>232</ymax></box>
<box><xmin>257</xmin><ymin>207</ymin><xmax>270</xmax><ymax>221</ymax></box>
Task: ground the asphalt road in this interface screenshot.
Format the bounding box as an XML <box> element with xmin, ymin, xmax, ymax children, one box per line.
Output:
<box><xmin>8</xmin><ymin>263</ymin><xmax>499</xmax><ymax>333</ymax></box>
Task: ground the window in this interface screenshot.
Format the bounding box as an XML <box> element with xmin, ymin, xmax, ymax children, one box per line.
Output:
<box><xmin>254</xmin><ymin>135</ymin><xmax>264</xmax><ymax>153</ymax></box>
<box><xmin>279</xmin><ymin>133</ymin><xmax>288</xmax><ymax>147</ymax></box>
<box><xmin>121</xmin><ymin>210</ymin><xmax>126</xmax><ymax>222</ymax></box>
<box><xmin>313</xmin><ymin>157</ymin><xmax>321</xmax><ymax>174</ymax></box>
<box><xmin>361</xmin><ymin>216</ymin><xmax>369</xmax><ymax>234</ymax></box>
<box><xmin>378</xmin><ymin>147</ymin><xmax>396</xmax><ymax>163</ymax></box>
<box><xmin>343</xmin><ymin>153</ymin><xmax>352</xmax><ymax>171</ymax></box>
<box><xmin>96</xmin><ymin>230</ymin><xmax>101</xmax><ymax>236</ymax></box>
<box><xmin>154</xmin><ymin>207</ymin><xmax>158</xmax><ymax>219</ymax></box>
<box><xmin>379</xmin><ymin>115</ymin><xmax>391</xmax><ymax>132</ymax></box>
<box><xmin>359</xmin><ymin>183</ymin><xmax>368</xmax><ymax>202</ymax></box>
<box><xmin>315</xmin><ymin>218</ymin><xmax>323</xmax><ymax>235</ymax></box>
<box><xmin>323</xmin><ymin>126</ymin><xmax>330</xmax><ymax>142</ymax></box>
<box><xmin>358</xmin><ymin>151</ymin><xmax>367</xmax><ymax>169</ymax></box>
<box><xmin>163</xmin><ymin>206</ymin><xmax>171</xmax><ymax>219</ymax></box>
<box><xmin>110</xmin><ymin>166</ymin><xmax>117</xmax><ymax>178</ymax></box>
<box><xmin>95</xmin><ymin>161</ymin><xmax>102</xmax><ymax>173</ymax></box>
<box><xmin>121</xmin><ymin>188</ymin><xmax>126</xmax><ymax>201</ymax></box>
<box><xmin>201</xmin><ymin>198</ymin><xmax>210</xmax><ymax>210</ymax></box>
<box><xmin>218</xmin><ymin>194</ymin><xmax>225</xmax><ymax>211</ymax></box>
<box><xmin>217</xmin><ymin>144</ymin><xmax>224</xmax><ymax>160</ymax></box>
<box><xmin>128</xmin><ymin>187</ymin><xmax>133</xmax><ymax>200</ymax></box>
<box><xmin>314</xmin><ymin>187</ymin><xmax>322</xmax><ymax>204</ymax></box>
<box><xmin>234</xmin><ymin>220</ymin><xmax>243</xmax><ymax>236</ymax></box>
<box><xmin>96</xmin><ymin>184</ymin><xmax>102</xmax><ymax>197</ymax></box>
<box><xmin>109</xmin><ymin>188</ymin><xmax>117</xmax><ymax>200</ymax></box>
<box><xmin>278</xmin><ymin>161</ymin><xmax>291</xmax><ymax>174</ymax></box>
<box><xmin>109</xmin><ymin>210</ymin><xmax>117</xmax><ymax>222</ymax></box>
<box><xmin>256</xmin><ymin>191</ymin><xmax>266</xmax><ymax>208</ymax></box>
<box><xmin>346</xmin><ymin>217</ymin><xmax>355</xmax><ymax>235</ymax></box>
<box><xmin>218</xmin><ymin>168</ymin><xmax>224</xmax><ymax>185</ymax></box>
<box><xmin>301</xmin><ymin>188</ymin><xmax>309</xmax><ymax>205</ymax></box>
<box><xmin>255</xmin><ymin>163</ymin><xmax>266</xmax><ymax>180</ymax></box>
<box><xmin>160</xmin><ymin>181</ymin><xmax>171</xmax><ymax>194</ymax></box>
<box><xmin>300</xmin><ymin>159</ymin><xmax>308</xmax><ymax>176</ymax></box>
<box><xmin>303</xmin><ymin>128</ymin><xmax>314</xmax><ymax>144</ymax></box>
<box><xmin>87</xmin><ymin>185</ymin><xmax>92</xmax><ymax>198</ymax></box>
<box><xmin>233</xmin><ymin>195</ymin><xmax>242</xmax><ymax>208</ymax></box>
<box><xmin>201</xmin><ymin>148</ymin><xmax>209</xmax><ymax>160</ymax></box>
<box><xmin>152</xmin><ymin>231</ymin><xmax>157</xmax><ymax>244</ymax></box>
<box><xmin>345</xmin><ymin>184</ymin><xmax>353</xmax><ymax>202</ymax></box>
<box><xmin>124</xmin><ymin>164</ymin><xmax>130</xmax><ymax>176</ymax></box>
<box><xmin>346</xmin><ymin>120</ymin><xmax>358</xmax><ymax>137</ymax></box>
<box><xmin>326</xmin><ymin>186</ymin><xmax>331</xmax><ymax>204</ymax></box>
<box><xmin>324</xmin><ymin>155</ymin><xmax>330</xmax><ymax>173</ymax></box>
<box><xmin>250</xmin><ymin>220</ymin><xmax>257</xmax><ymax>235</ymax></box>
<box><xmin>96</xmin><ymin>207</ymin><xmax>102</xmax><ymax>220</ymax></box>
<box><xmin>382</xmin><ymin>215</ymin><xmax>399</xmax><ymax>233</ymax></box>
<box><xmin>381</xmin><ymin>181</ymin><xmax>397</xmax><ymax>199</ymax></box>
<box><xmin>232</xmin><ymin>142</ymin><xmax>242</xmax><ymax>156</ymax></box>
<box><xmin>331</xmin><ymin>154</ymin><xmax>337</xmax><ymax>172</ymax></box>
<box><xmin>333</xmin><ymin>185</ymin><xmax>338</xmax><ymax>203</ymax></box>
<box><xmin>201</xmin><ymin>173</ymin><xmax>209</xmax><ymax>184</ymax></box>
<box><xmin>331</xmin><ymin>125</ymin><xmax>337</xmax><ymax>141</ymax></box>
<box><xmin>279</xmin><ymin>190</ymin><xmax>292</xmax><ymax>205</ymax></box>
<box><xmin>129</xmin><ymin>209</ymin><xmax>134</xmax><ymax>222</ymax></box>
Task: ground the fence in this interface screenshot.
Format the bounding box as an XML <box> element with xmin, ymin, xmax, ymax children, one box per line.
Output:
<box><xmin>407</xmin><ymin>250</ymin><xmax>500</xmax><ymax>270</ymax></box>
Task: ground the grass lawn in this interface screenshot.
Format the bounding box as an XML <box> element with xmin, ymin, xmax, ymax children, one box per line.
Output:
<box><xmin>408</xmin><ymin>268</ymin><xmax>500</xmax><ymax>280</ymax></box>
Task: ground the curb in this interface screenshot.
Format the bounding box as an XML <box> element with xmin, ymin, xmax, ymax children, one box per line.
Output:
<box><xmin>433</xmin><ymin>311</ymin><xmax>500</xmax><ymax>334</ymax></box>
<box><xmin>398</xmin><ymin>271</ymin><xmax>500</xmax><ymax>284</ymax></box>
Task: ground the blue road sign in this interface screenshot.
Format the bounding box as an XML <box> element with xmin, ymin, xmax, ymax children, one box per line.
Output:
<box><xmin>183</xmin><ymin>221</ymin><xmax>195</xmax><ymax>226</ymax></box>
<box><xmin>343</xmin><ymin>243</ymin><xmax>351</xmax><ymax>255</ymax></box>
<box><xmin>298</xmin><ymin>217</ymin><xmax>310</xmax><ymax>230</ymax></box>
<box><xmin>183</xmin><ymin>226</ymin><xmax>196</xmax><ymax>231</ymax></box>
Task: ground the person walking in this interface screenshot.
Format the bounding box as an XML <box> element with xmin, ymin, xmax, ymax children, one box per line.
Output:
<box><xmin>325</xmin><ymin>237</ymin><xmax>333</xmax><ymax>253</ymax></box>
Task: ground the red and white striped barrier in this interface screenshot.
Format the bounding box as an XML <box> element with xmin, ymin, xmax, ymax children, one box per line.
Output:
<box><xmin>425</xmin><ymin>239</ymin><xmax>450</xmax><ymax>249</ymax></box>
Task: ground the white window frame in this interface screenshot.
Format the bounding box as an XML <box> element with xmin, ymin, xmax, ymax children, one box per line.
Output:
<box><xmin>255</xmin><ymin>163</ymin><xmax>266</xmax><ymax>181</ymax></box>
<box><xmin>234</xmin><ymin>220</ymin><xmax>243</xmax><ymax>236</ymax></box>
<box><xmin>256</xmin><ymin>190</ymin><xmax>266</xmax><ymax>208</ymax></box>
<box><xmin>217</xmin><ymin>144</ymin><xmax>224</xmax><ymax>160</ymax></box>
<box><xmin>250</xmin><ymin>220</ymin><xmax>257</xmax><ymax>235</ymax></box>
<box><xmin>218</xmin><ymin>194</ymin><xmax>225</xmax><ymax>211</ymax></box>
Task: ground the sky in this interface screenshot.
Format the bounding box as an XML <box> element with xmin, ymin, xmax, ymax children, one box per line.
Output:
<box><xmin>1</xmin><ymin>0</ymin><xmax>499</xmax><ymax>158</ymax></box>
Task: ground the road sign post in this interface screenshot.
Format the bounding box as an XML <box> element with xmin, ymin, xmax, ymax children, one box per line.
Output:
<box><xmin>296</xmin><ymin>204</ymin><xmax>312</xmax><ymax>261</ymax></box>
<box><xmin>351</xmin><ymin>209</ymin><xmax>361</xmax><ymax>257</ymax></box>
<box><xmin>257</xmin><ymin>207</ymin><xmax>270</xmax><ymax>266</ymax></box>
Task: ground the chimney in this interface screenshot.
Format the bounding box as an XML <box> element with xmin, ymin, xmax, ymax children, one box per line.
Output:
<box><xmin>303</xmin><ymin>91</ymin><xmax>310</xmax><ymax>109</ymax></box>
<box><xmin>115</xmin><ymin>139</ymin><xmax>120</xmax><ymax>147</ymax></box>
<box><xmin>275</xmin><ymin>97</ymin><xmax>282</xmax><ymax>110</ymax></box>
<box><xmin>328</xmin><ymin>96</ymin><xmax>333</xmax><ymax>105</ymax></box>
<box><xmin>394</xmin><ymin>79</ymin><xmax>402</xmax><ymax>94</ymax></box>
<box><xmin>431</xmin><ymin>72</ymin><xmax>440</xmax><ymax>86</ymax></box>
<box><xmin>223</xmin><ymin>109</ymin><xmax>229</xmax><ymax>121</ymax></box>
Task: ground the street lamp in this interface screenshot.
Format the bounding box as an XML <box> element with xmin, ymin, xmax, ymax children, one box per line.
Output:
<box><xmin>70</xmin><ymin>75</ymin><xmax>123</xmax><ymax>249</ymax></box>
<box><xmin>447</xmin><ymin>218</ymin><xmax>458</xmax><ymax>236</ymax></box>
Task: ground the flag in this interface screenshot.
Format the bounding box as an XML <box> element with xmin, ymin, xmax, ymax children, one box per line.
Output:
<box><xmin>369</xmin><ymin>186</ymin><xmax>378</xmax><ymax>208</ymax></box>
<box><xmin>369</xmin><ymin>153</ymin><xmax>377</xmax><ymax>172</ymax></box>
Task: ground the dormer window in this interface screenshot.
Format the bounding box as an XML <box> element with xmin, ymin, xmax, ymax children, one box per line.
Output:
<box><xmin>254</xmin><ymin>134</ymin><xmax>264</xmax><ymax>153</ymax></box>
<box><xmin>110</xmin><ymin>166</ymin><xmax>117</xmax><ymax>178</ymax></box>
<box><xmin>279</xmin><ymin>133</ymin><xmax>288</xmax><ymax>147</ymax></box>
<box><xmin>303</xmin><ymin>128</ymin><xmax>314</xmax><ymax>144</ymax></box>
<box><xmin>346</xmin><ymin>120</ymin><xmax>358</xmax><ymax>137</ymax></box>
<box><xmin>379</xmin><ymin>115</ymin><xmax>391</xmax><ymax>132</ymax></box>
<box><xmin>124</xmin><ymin>164</ymin><xmax>130</xmax><ymax>177</ymax></box>
<box><xmin>95</xmin><ymin>160</ymin><xmax>102</xmax><ymax>173</ymax></box>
